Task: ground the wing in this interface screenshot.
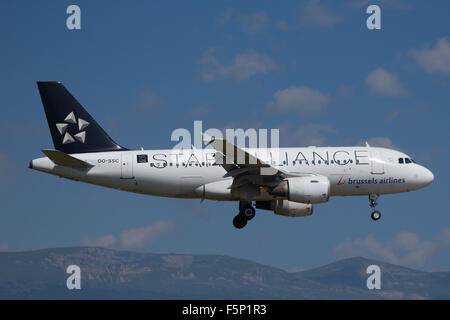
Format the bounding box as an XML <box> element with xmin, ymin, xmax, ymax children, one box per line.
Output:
<box><xmin>207</xmin><ymin>137</ymin><xmax>278</xmax><ymax>172</ymax></box>
<box><xmin>206</xmin><ymin>137</ymin><xmax>294</xmax><ymax>194</ymax></box>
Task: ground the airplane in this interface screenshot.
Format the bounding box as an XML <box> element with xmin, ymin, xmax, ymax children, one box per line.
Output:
<box><xmin>29</xmin><ymin>82</ymin><xmax>434</xmax><ymax>229</ymax></box>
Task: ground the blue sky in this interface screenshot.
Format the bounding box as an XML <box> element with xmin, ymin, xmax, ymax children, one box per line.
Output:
<box><xmin>1</xmin><ymin>0</ymin><xmax>450</xmax><ymax>272</ymax></box>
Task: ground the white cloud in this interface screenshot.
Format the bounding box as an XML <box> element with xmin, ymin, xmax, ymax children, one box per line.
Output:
<box><xmin>365</xmin><ymin>68</ymin><xmax>406</xmax><ymax>97</ymax></box>
<box><xmin>410</xmin><ymin>37</ymin><xmax>450</xmax><ymax>76</ymax></box>
<box><xmin>136</xmin><ymin>91</ymin><xmax>164</xmax><ymax>111</ymax></box>
<box><xmin>84</xmin><ymin>221</ymin><xmax>174</xmax><ymax>250</ymax></box>
<box><xmin>231</xmin><ymin>52</ymin><xmax>276</xmax><ymax>80</ymax></box>
<box><xmin>84</xmin><ymin>235</ymin><xmax>117</xmax><ymax>248</ymax></box>
<box><xmin>359</xmin><ymin>137</ymin><xmax>405</xmax><ymax>152</ymax></box>
<box><xmin>216</xmin><ymin>10</ymin><xmax>269</xmax><ymax>34</ymax></box>
<box><xmin>436</xmin><ymin>228</ymin><xmax>450</xmax><ymax>247</ymax></box>
<box><xmin>280</xmin><ymin>123</ymin><xmax>336</xmax><ymax>147</ymax></box>
<box><xmin>237</xmin><ymin>12</ymin><xmax>268</xmax><ymax>34</ymax></box>
<box><xmin>364</xmin><ymin>137</ymin><xmax>400</xmax><ymax>150</ymax></box>
<box><xmin>300</xmin><ymin>1</ymin><xmax>340</xmax><ymax>27</ymax></box>
<box><xmin>267</xmin><ymin>86</ymin><xmax>330</xmax><ymax>115</ymax></box>
<box><xmin>120</xmin><ymin>221</ymin><xmax>174</xmax><ymax>249</ymax></box>
<box><xmin>201</xmin><ymin>48</ymin><xmax>277</xmax><ymax>82</ymax></box>
<box><xmin>333</xmin><ymin>228</ymin><xmax>450</xmax><ymax>270</ymax></box>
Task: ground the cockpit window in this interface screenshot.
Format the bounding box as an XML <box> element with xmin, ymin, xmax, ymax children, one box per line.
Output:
<box><xmin>399</xmin><ymin>157</ymin><xmax>416</xmax><ymax>164</ymax></box>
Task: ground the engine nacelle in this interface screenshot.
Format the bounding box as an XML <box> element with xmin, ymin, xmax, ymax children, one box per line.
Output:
<box><xmin>195</xmin><ymin>180</ymin><xmax>233</xmax><ymax>200</ymax></box>
<box><xmin>270</xmin><ymin>176</ymin><xmax>330</xmax><ymax>204</ymax></box>
<box><xmin>256</xmin><ymin>200</ymin><xmax>313</xmax><ymax>217</ymax></box>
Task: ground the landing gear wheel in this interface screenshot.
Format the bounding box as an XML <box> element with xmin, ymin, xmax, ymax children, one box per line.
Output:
<box><xmin>368</xmin><ymin>194</ymin><xmax>381</xmax><ymax>221</ymax></box>
<box><xmin>371</xmin><ymin>210</ymin><xmax>381</xmax><ymax>221</ymax></box>
<box><xmin>233</xmin><ymin>202</ymin><xmax>256</xmax><ymax>229</ymax></box>
<box><xmin>242</xmin><ymin>206</ymin><xmax>256</xmax><ymax>221</ymax></box>
<box><xmin>233</xmin><ymin>214</ymin><xmax>247</xmax><ymax>229</ymax></box>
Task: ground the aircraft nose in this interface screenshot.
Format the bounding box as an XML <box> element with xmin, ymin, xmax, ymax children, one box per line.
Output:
<box><xmin>417</xmin><ymin>166</ymin><xmax>434</xmax><ymax>187</ymax></box>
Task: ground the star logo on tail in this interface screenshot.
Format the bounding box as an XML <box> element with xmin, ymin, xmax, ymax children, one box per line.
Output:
<box><xmin>55</xmin><ymin>111</ymin><xmax>90</xmax><ymax>144</ymax></box>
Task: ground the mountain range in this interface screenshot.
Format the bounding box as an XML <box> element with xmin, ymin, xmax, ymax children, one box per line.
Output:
<box><xmin>0</xmin><ymin>247</ymin><xmax>448</xmax><ymax>299</ymax></box>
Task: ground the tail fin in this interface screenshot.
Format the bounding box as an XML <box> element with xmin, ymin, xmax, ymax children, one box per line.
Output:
<box><xmin>37</xmin><ymin>82</ymin><xmax>126</xmax><ymax>154</ymax></box>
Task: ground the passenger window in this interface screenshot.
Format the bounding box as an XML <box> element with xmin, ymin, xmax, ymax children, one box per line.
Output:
<box><xmin>405</xmin><ymin>158</ymin><xmax>411</xmax><ymax>164</ymax></box>
<box><xmin>398</xmin><ymin>158</ymin><xmax>404</xmax><ymax>164</ymax></box>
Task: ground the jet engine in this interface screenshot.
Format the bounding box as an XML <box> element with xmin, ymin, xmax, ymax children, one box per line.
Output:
<box><xmin>270</xmin><ymin>176</ymin><xmax>330</xmax><ymax>204</ymax></box>
<box><xmin>255</xmin><ymin>200</ymin><xmax>313</xmax><ymax>217</ymax></box>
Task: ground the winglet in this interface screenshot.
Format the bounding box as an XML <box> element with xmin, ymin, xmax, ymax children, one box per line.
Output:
<box><xmin>365</xmin><ymin>141</ymin><xmax>371</xmax><ymax>147</ymax></box>
<box><xmin>42</xmin><ymin>149</ymin><xmax>93</xmax><ymax>168</ymax></box>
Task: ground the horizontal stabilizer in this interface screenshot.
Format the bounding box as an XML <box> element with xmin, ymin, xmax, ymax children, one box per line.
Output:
<box><xmin>42</xmin><ymin>149</ymin><xmax>93</xmax><ymax>168</ymax></box>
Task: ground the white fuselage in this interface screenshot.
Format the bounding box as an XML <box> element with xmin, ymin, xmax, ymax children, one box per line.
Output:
<box><xmin>30</xmin><ymin>146</ymin><xmax>434</xmax><ymax>202</ymax></box>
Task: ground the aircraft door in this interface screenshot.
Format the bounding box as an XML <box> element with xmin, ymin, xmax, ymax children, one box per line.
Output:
<box><xmin>370</xmin><ymin>149</ymin><xmax>384</xmax><ymax>174</ymax></box>
<box><xmin>121</xmin><ymin>152</ymin><xmax>134</xmax><ymax>179</ymax></box>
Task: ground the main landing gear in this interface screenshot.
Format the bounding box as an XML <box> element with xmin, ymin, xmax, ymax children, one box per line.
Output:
<box><xmin>233</xmin><ymin>202</ymin><xmax>256</xmax><ymax>229</ymax></box>
<box><xmin>369</xmin><ymin>194</ymin><xmax>381</xmax><ymax>221</ymax></box>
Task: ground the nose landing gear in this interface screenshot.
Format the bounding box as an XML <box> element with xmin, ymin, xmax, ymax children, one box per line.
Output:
<box><xmin>232</xmin><ymin>202</ymin><xmax>256</xmax><ymax>229</ymax></box>
<box><xmin>369</xmin><ymin>194</ymin><xmax>381</xmax><ymax>221</ymax></box>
